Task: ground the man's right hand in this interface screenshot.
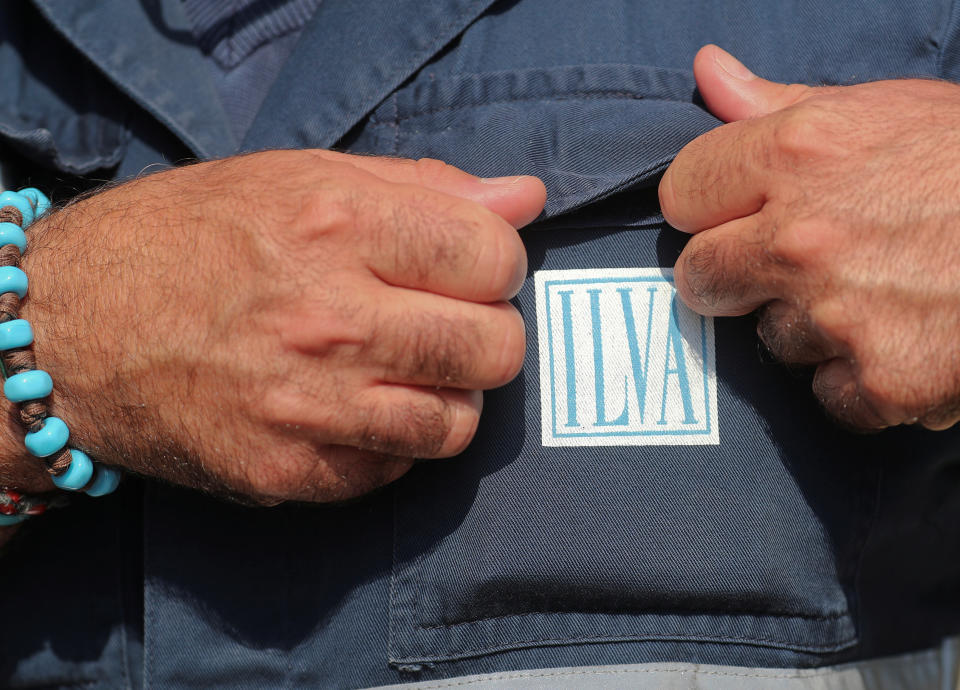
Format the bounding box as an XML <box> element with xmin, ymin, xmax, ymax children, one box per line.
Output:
<box><xmin>2</xmin><ymin>150</ymin><xmax>545</xmax><ymax>503</ymax></box>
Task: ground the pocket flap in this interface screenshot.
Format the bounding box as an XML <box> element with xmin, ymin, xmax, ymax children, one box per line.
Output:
<box><xmin>364</xmin><ymin>64</ymin><xmax>720</xmax><ymax>219</ymax></box>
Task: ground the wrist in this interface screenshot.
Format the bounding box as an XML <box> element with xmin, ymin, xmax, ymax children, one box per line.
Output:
<box><xmin>0</xmin><ymin>188</ymin><xmax>120</xmax><ymax>508</ymax></box>
<box><xmin>0</xmin><ymin>211</ymin><xmax>63</xmax><ymax>495</ymax></box>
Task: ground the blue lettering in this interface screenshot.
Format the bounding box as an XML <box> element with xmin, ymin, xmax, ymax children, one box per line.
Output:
<box><xmin>559</xmin><ymin>290</ymin><xmax>579</xmax><ymax>427</ymax></box>
<box><xmin>589</xmin><ymin>289</ymin><xmax>629</xmax><ymax>427</ymax></box>
<box><xmin>618</xmin><ymin>287</ymin><xmax>656</xmax><ymax>425</ymax></box>
<box><xmin>658</xmin><ymin>296</ymin><xmax>698</xmax><ymax>425</ymax></box>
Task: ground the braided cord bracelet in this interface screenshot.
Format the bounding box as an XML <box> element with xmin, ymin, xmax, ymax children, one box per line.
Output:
<box><xmin>0</xmin><ymin>188</ymin><xmax>120</xmax><ymax>526</ymax></box>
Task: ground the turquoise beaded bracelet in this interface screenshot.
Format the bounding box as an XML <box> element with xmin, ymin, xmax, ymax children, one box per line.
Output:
<box><xmin>0</xmin><ymin>188</ymin><xmax>120</xmax><ymax>526</ymax></box>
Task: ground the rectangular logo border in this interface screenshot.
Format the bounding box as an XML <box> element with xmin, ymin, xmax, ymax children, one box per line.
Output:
<box><xmin>535</xmin><ymin>268</ymin><xmax>719</xmax><ymax>447</ymax></box>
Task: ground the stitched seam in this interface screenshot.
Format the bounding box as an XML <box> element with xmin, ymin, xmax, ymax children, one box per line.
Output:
<box><xmin>939</xmin><ymin>0</ymin><xmax>960</xmax><ymax>77</ymax></box>
<box><xmin>938</xmin><ymin>0</ymin><xmax>960</xmax><ymax>77</ymax></box>
<box><xmin>330</xmin><ymin>2</ymin><xmax>478</xmax><ymax>141</ymax></box>
<box><xmin>388</xmin><ymin>489</ymin><xmax>399</xmax><ymax>662</ymax></box>
<box><xmin>5</xmin><ymin>682</ymin><xmax>100</xmax><ymax>689</ymax></box>
<box><xmin>391</xmin><ymin>93</ymin><xmax>399</xmax><ymax>157</ymax></box>
<box><xmin>115</xmin><ymin>508</ymin><xmax>131</xmax><ymax>690</ymax></box>
<box><xmin>376</xmin><ymin>92</ymin><xmax>684</xmax><ymax>124</ymax></box>
<box><xmin>396</xmin><ymin>629</ymin><xmax>857</xmax><ymax>661</ymax></box>
<box><xmin>143</xmin><ymin>486</ymin><xmax>154</xmax><ymax>690</ymax></box>
<box><xmin>847</xmin><ymin>461</ymin><xmax>884</xmax><ymax>646</ymax></box>
<box><xmin>415</xmin><ymin>607</ymin><xmax>849</xmax><ymax>630</ymax></box>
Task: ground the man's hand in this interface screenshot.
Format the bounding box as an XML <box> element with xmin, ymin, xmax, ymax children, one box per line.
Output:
<box><xmin>4</xmin><ymin>150</ymin><xmax>545</xmax><ymax>503</ymax></box>
<box><xmin>660</xmin><ymin>45</ymin><xmax>960</xmax><ymax>431</ymax></box>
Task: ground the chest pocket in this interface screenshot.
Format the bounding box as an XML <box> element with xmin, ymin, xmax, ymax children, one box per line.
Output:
<box><xmin>348</xmin><ymin>63</ymin><xmax>951</xmax><ymax>666</ymax></box>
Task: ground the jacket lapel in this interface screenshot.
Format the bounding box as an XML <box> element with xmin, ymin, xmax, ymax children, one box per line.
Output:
<box><xmin>243</xmin><ymin>0</ymin><xmax>500</xmax><ymax>151</ymax></box>
<box><xmin>30</xmin><ymin>0</ymin><xmax>236</xmax><ymax>159</ymax></box>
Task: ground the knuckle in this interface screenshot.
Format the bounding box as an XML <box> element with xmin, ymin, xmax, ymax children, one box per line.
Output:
<box><xmin>358</xmin><ymin>397</ymin><xmax>453</xmax><ymax>457</ymax></box>
<box><xmin>855</xmin><ymin>367</ymin><xmax>898</xmax><ymax>419</ymax></box>
<box><xmin>393</xmin><ymin>311</ymin><xmax>473</xmax><ymax>385</ymax></box>
<box><xmin>772</xmin><ymin>109</ymin><xmax>830</xmax><ymax>160</ymax></box>
<box><xmin>259</xmin><ymin>389</ymin><xmax>310</xmax><ymax>429</ymax></box>
<box><xmin>811</xmin><ymin>360</ymin><xmax>847</xmax><ymax>403</ymax></box>
<box><xmin>767</xmin><ymin>216</ymin><xmax>830</xmax><ymax>268</ymax></box>
<box><xmin>384</xmin><ymin>190</ymin><xmax>465</xmax><ymax>283</ymax></box>
<box><xmin>289</xmin><ymin>181</ymin><xmax>359</xmax><ymax>245</ymax></box>
<box><xmin>757</xmin><ymin>301</ymin><xmax>824</xmax><ymax>364</ymax></box>
<box><xmin>813</xmin><ymin>359</ymin><xmax>886</xmax><ymax>430</ymax></box>
<box><xmin>921</xmin><ymin>405</ymin><xmax>960</xmax><ymax>430</ymax></box>
<box><xmin>807</xmin><ymin>298</ymin><xmax>852</xmax><ymax>345</ymax></box>
<box><xmin>756</xmin><ymin>302</ymin><xmax>792</xmax><ymax>357</ymax></box>
<box><xmin>238</xmin><ymin>444</ymin><xmax>315</xmax><ymax>502</ymax></box>
<box><xmin>676</xmin><ymin>238</ymin><xmax>716</xmax><ymax>304</ymax></box>
<box><xmin>676</xmin><ymin>236</ymin><xmax>737</xmax><ymax>310</ymax></box>
<box><xmin>257</xmin><ymin>373</ymin><xmax>342</xmax><ymax>428</ymax></box>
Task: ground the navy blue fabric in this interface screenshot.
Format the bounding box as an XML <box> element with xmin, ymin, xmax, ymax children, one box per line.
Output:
<box><xmin>1</xmin><ymin>0</ymin><xmax>960</xmax><ymax>688</ymax></box>
<box><xmin>181</xmin><ymin>0</ymin><xmax>321</xmax><ymax>139</ymax></box>
<box><xmin>0</xmin><ymin>3</ymin><xmax>129</xmax><ymax>174</ymax></box>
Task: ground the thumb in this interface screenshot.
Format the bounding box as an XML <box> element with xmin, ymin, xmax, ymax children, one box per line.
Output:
<box><xmin>311</xmin><ymin>151</ymin><xmax>547</xmax><ymax>228</ymax></box>
<box><xmin>694</xmin><ymin>44</ymin><xmax>816</xmax><ymax>122</ymax></box>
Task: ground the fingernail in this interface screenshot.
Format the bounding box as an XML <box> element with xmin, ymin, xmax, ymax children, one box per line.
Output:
<box><xmin>479</xmin><ymin>175</ymin><xmax>525</xmax><ymax>185</ymax></box>
<box><xmin>714</xmin><ymin>48</ymin><xmax>756</xmax><ymax>81</ymax></box>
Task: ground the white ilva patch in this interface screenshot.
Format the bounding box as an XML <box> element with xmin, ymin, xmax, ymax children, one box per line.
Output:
<box><xmin>535</xmin><ymin>268</ymin><xmax>718</xmax><ymax>447</ymax></box>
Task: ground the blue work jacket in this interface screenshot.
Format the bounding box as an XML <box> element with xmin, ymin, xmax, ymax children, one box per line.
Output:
<box><xmin>2</xmin><ymin>1</ymin><xmax>960</xmax><ymax>687</ymax></box>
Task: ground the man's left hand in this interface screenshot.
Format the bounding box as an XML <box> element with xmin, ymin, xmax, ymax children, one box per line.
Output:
<box><xmin>660</xmin><ymin>45</ymin><xmax>960</xmax><ymax>431</ymax></box>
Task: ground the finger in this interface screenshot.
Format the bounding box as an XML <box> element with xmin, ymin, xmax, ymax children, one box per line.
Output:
<box><xmin>693</xmin><ymin>44</ymin><xmax>819</xmax><ymax>122</ymax></box>
<box><xmin>918</xmin><ymin>401</ymin><xmax>960</xmax><ymax>431</ymax></box>
<box><xmin>260</xmin><ymin>444</ymin><xmax>415</xmax><ymax>503</ymax></box>
<box><xmin>358</xmin><ymin>180</ymin><xmax>528</xmax><ymax>302</ymax></box>
<box><xmin>307</xmin><ymin>446</ymin><xmax>415</xmax><ymax>502</ymax></box>
<box><xmin>367</xmin><ymin>294</ymin><xmax>525</xmax><ymax>389</ymax></box>
<box><xmin>342</xmin><ymin>386</ymin><xmax>483</xmax><ymax>458</ymax></box>
<box><xmin>756</xmin><ymin>300</ymin><xmax>841</xmax><ymax>365</ymax></box>
<box><xmin>284</xmin><ymin>290</ymin><xmax>526</xmax><ymax>390</ymax></box>
<box><xmin>310</xmin><ymin>150</ymin><xmax>547</xmax><ymax>228</ymax></box>
<box><xmin>812</xmin><ymin>358</ymin><xmax>890</xmax><ymax>431</ymax></box>
<box><xmin>660</xmin><ymin>46</ymin><xmax>834</xmax><ymax>233</ymax></box>
<box><xmin>673</xmin><ymin>214</ymin><xmax>780</xmax><ymax>316</ymax></box>
<box><xmin>251</xmin><ymin>386</ymin><xmax>483</xmax><ymax>500</ymax></box>
<box><xmin>277</xmin><ymin>387</ymin><xmax>482</xmax><ymax>465</ymax></box>
<box><xmin>659</xmin><ymin>121</ymin><xmax>769</xmax><ymax>232</ymax></box>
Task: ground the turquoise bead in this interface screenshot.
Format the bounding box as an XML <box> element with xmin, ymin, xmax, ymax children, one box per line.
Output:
<box><xmin>86</xmin><ymin>465</ymin><xmax>121</xmax><ymax>497</ymax></box>
<box><xmin>0</xmin><ymin>319</ymin><xmax>33</xmax><ymax>351</ymax></box>
<box><xmin>4</xmin><ymin>370</ymin><xmax>53</xmax><ymax>402</ymax></box>
<box><xmin>0</xmin><ymin>513</ymin><xmax>27</xmax><ymax>525</ymax></box>
<box><xmin>0</xmin><ymin>222</ymin><xmax>27</xmax><ymax>253</ymax></box>
<box><xmin>17</xmin><ymin>188</ymin><xmax>50</xmax><ymax>217</ymax></box>
<box><xmin>0</xmin><ymin>266</ymin><xmax>27</xmax><ymax>298</ymax></box>
<box><xmin>0</xmin><ymin>191</ymin><xmax>34</xmax><ymax>228</ymax></box>
<box><xmin>52</xmin><ymin>449</ymin><xmax>94</xmax><ymax>491</ymax></box>
<box><xmin>24</xmin><ymin>416</ymin><xmax>69</xmax><ymax>457</ymax></box>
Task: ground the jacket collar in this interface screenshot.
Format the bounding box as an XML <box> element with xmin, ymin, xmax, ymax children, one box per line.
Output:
<box><xmin>31</xmin><ymin>0</ymin><xmax>499</xmax><ymax>158</ymax></box>
<box><xmin>31</xmin><ymin>0</ymin><xmax>237</xmax><ymax>159</ymax></box>
<box><xmin>242</xmin><ymin>0</ymin><xmax>499</xmax><ymax>150</ymax></box>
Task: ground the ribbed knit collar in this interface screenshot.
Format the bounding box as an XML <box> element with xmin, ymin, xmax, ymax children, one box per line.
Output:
<box><xmin>181</xmin><ymin>0</ymin><xmax>322</xmax><ymax>68</ymax></box>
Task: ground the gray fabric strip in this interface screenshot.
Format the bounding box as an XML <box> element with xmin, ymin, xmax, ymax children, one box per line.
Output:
<box><xmin>369</xmin><ymin>637</ymin><xmax>960</xmax><ymax>690</ymax></box>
